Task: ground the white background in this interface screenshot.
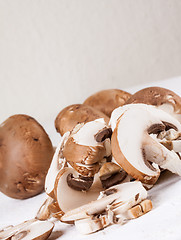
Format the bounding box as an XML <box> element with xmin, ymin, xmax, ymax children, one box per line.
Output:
<box><xmin>0</xmin><ymin>0</ymin><xmax>181</xmax><ymax>137</ymax></box>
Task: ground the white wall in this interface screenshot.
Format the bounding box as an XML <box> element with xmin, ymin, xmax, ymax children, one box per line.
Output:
<box><xmin>0</xmin><ymin>0</ymin><xmax>181</xmax><ymax>136</ymax></box>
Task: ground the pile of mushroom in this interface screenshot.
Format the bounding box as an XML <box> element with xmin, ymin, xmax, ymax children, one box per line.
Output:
<box><xmin>2</xmin><ymin>87</ymin><xmax>181</xmax><ymax>238</ymax></box>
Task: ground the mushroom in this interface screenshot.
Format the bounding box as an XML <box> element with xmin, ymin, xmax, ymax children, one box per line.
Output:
<box><xmin>54</xmin><ymin>167</ymin><xmax>103</xmax><ymax>214</ymax></box>
<box><xmin>83</xmin><ymin>89</ymin><xmax>132</xmax><ymax>117</ymax></box>
<box><xmin>75</xmin><ymin>199</ymin><xmax>152</xmax><ymax>234</ymax></box>
<box><xmin>62</xmin><ymin>118</ymin><xmax>112</xmax><ymax>177</ymax></box>
<box><xmin>126</xmin><ymin>87</ymin><xmax>181</xmax><ymax>123</ymax></box>
<box><xmin>45</xmin><ymin>132</ymin><xmax>69</xmax><ymax>198</ymax></box>
<box><xmin>0</xmin><ymin>114</ymin><xmax>54</xmax><ymax>199</ymax></box>
<box><xmin>98</xmin><ymin>162</ymin><xmax>128</xmax><ymax>189</ymax></box>
<box><xmin>110</xmin><ymin>104</ymin><xmax>181</xmax><ymax>185</ymax></box>
<box><xmin>10</xmin><ymin>220</ymin><xmax>54</xmax><ymax>240</ymax></box>
<box><xmin>0</xmin><ymin>219</ymin><xmax>36</xmax><ymax>240</ymax></box>
<box><xmin>55</xmin><ymin>104</ymin><xmax>109</xmax><ymax>136</ymax></box>
<box><xmin>60</xmin><ymin>181</ymin><xmax>151</xmax><ymax>234</ymax></box>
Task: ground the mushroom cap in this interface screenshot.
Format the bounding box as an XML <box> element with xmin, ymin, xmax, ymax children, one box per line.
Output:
<box><xmin>0</xmin><ymin>114</ymin><xmax>54</xmax><ymax>199</ymax></box>
<box><xmin>54</xmin><ymin>167</ymin><xmax>103</xmax><ymax>213</ymax></box>
<box><xmin>110</xmin><ymin>104</ymin><xmax>181</xmax><ymax>184</ymax></box>
<box><xmin>126</xmin><ymin>87</ymin><xmax>181</xmax><ymax>116</ymax></box>
<box><xmin>55</xmin><ymin>104</ymin><xmax>109</xmax><ymax>136</ymax></box>
<box><xmin>84</xmin><ymin>89</ymin><xmax>132</xmax><ymax>117</ymax></box>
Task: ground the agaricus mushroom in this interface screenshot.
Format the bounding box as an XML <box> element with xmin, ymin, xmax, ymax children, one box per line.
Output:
<box><xmin>60</xmin><ymin>181</ymin><xmax>151</xmax><ymax>234</ymax></box>
<box><xmin>0</xmin><ymin>114</ymin><xmax>54</xmax><ymax>199</ymax></box>
<box><xmin>110</xmin><ymin>104</ymin><xmax>181</xmax><ymax>185</ymax></box>
<box><xmin>126</xmin><ymin>87</ymin><xmax>181</xmax><ymax>123</ymax></box>
<box><xmin>83</xmin><ymin>89</ymin><xmax>132</xmax><ymax>117</ymax></box>
<box><xmin>55</xmin><ymin>104</ymin><xmax>109</xmax><ymax>136</ymax></box>
<box><xmin>62</xmin><ymin>118</ymin><xmax>112</xmax><ymax>177</ymax></box>
<box><xmin>54</xmin><ymin>167</ymin><xmax>103</xmax><ymax>213</ymax></box>
<box><xmin>0</xmin><ymin>219</ymin><xmax>54</xmax><ymax>240</ymax></box>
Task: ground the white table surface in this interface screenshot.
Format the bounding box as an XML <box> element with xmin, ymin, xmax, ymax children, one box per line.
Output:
<box><xmin>1</xmin><ymin>76</ymin><xmax>181</xmax><ymax>240</ymax></box>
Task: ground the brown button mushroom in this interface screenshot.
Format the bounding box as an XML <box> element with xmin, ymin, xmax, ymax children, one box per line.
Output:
<box><xmin>0</xmin><ymin>114</ymin><xmax>54</xmax><ymax>199</ymax></box>
<box><xmin>84</xmin><ymin>89</ymin><xmax>132</xmax><ymax>117</ymax></box>
<box><xmin>55</xmin><ymin>104</ymin><xmax>109</xmax><ymax>136</ymax></box>
<box><xmin>126</xmin><ymin>87</ymin><xmax>181</xmax><ymax>122</ymax></box>
<box><xmin>110</xmin><ymin>104</ymin><xmax>181</xmax><ymax>185</ymax></box>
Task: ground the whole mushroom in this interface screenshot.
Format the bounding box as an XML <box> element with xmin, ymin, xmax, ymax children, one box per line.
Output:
<box><xmin>0</xmin><ymin>114</ymin><xmax>54</xmax><ymax>199</ymax></box>
<box><xmin>84</xmin><ymin>89</ymin><xmax>132</xmax><ymax>117</ymax></box>
<box><xmin>126</xmin><ymin>87</ymin><xmax>181</xmax><ymax>123</ymax></box>
<box><xmin>55</xmin><ymin>104</ymin><xmax>109</xmax><ymax>136</ymax></box>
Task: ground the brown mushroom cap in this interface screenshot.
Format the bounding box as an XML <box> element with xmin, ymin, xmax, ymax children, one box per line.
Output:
<box><xmin>84</xmin><ymin>89</ymin><xmax>132</xmax><ymax>117</ymax></box>
<box><xmin>126</xmin><ymin>87</ymin><xmax>181</xmax><ymax>114</ymax></box>
<box><xmin>55</xmin><ymin>104</ymin><xmax>109</xmax><ymax>136</ymax></box>
<box><xmin>0</xmin><ymin>114</ymin><xmax>54</xmax><ymax>199</ymax></box>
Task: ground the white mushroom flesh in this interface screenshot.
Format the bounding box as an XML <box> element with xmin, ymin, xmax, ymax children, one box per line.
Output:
<box><xmin>45</xmin><ymin>132</ymin><xmax>69</xmax><ymax>196</ymax></box>
<box><xmin>11</xmin><ymin>220</ymin><xmax>54</xmax><ymax>240</ymax></box>
<box><xmin>157</xmin><ymin>103</ymin><xmax>181</xmax><ymax>123</ymax></box>
<box><xmin>61</xmin><ymin>181</ymin><xmax>147</xmax><ymax>222</ymax></box>
<box><xmin>56</xmin><ymin>168</ymin><xmax>103</xmax><ymax>213</ymax></box>
<box><xmin>73</xmin><ymin>118</ymin><xmax>108</xmax><ymax>146</ymax></box>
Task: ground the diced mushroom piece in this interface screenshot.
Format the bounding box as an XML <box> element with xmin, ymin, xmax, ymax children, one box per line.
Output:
<box><xmin>11</xmin><ymin>220</ymin><xmax>54</xmax><ymax>240</ymax></box>
<box><xmin>110</xmin><ymin>104</ymin><xmax>181</xmax><ymax>185</ymax></box>
<box><xmin>61</xmin><ymin>181</ymin><xmax>147</xmax><ymax>223</ymax></box>
<box><xmin>62</xmin><ymin>118</ymin><xmax>112</xmax><ymax>177</ymax></box>
<box><xmin>45</xmin><ymin>132</ymin><xmax>69</xmax><ymax>198</ymax></box>
<box><xmin>0</xmin><ymin>219</ymin><xmax>36</xmax><ymax>240</ymax></box>
<box><xmin>54</xmin><ymin>167</ymin><xmax>103</xmax><ymax>214</ymax></box>
<box><xmin>126</xmin><ymin>87</ymin><xmax>181</xmax><ymax>123</ymax></box>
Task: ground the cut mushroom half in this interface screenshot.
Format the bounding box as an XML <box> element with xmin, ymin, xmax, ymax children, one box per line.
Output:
<box><xmin>110</xmin><ymin>104</ymin><xmax>181</xmax><ymax>185</ymax></box>
<box><xmin>62</xmin><ymin>118</ymin><xmax>112</xmax><ymax>177</ymax></box>
<box><xmin>54</xmin><ymin>167</ymin><xmax>103</xmax><ymax>214</ymax></box>
<box><xmin>61</xmin><ymin>181</ymin><xmax>149</xmax><ymax>234</ymax></box>
<box><xmin>45</xmin><ymin>132</ymin><xmax>69</xmax><ymax>198</ymax></box>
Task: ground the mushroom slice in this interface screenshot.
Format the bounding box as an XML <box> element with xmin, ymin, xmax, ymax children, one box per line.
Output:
<box><xmin>54</xmin><ymin>167</ymin><xmax>103</xmax><ymax>213</ymax></box>
<box><xmin>99</xmin><ymin>162</ymin><xmax>127</xmax><ymax>189</ymax></box>
<box><xmin>110</xmin><ymin>104</ymin><xmax>181</xmax><ymax>184</ymax></box>
<box><xmin>45</xmin><ymin>132</ymin><xmax>69</xmax><ymax>198</ymax></box>
<box><xmin>0</xmin><ymin>219</ymin><xmax>36</xmax><ymax>240</ymax></box>
<box><xmin>11</xmin><ymin>220</ymin><xmax>54</xmax><ymax>240</ymax></box>
<box><xmin>61</xmin><ymin>181</ymin><xmax>147</xmax><ymax>222</ymax></box>
<box><xmin>74</xmin><ymin>199</ymin><xmax>152</xmax><ymax>234</ymax></box>
<box><xmin>62</xmin><ymin>118</ymin><xmax>111</xmax><ymax>177</ymax></box>
<box><xmin>126</xmin><ymin>87</ymin><xmax>181</xmax><ymax>123</ymax></box>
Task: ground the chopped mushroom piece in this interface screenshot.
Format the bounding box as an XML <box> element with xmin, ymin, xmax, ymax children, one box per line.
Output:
<box><xmin>62</xmin><ymin>118</ymin><xmax>112</xmax><ymax>177</ymax></box>
<box><xmin>110</xmin><ymin>104</ymin><xmax>181</xmax><ymax>185</ymax></box>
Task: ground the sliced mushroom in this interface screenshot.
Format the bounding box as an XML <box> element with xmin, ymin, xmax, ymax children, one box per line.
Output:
<box><xmin>11</xmin><ymin>220</ymin><xmax>54</xmax><ymax>240</ymax></box>
<box><xmin>99</xmin><ymin>162</ymin><xmax>127</xmax><ymax>188</ymax></box>
<box><xmin>61</xmin><ymin>181</ymin><xmax>147</xmax><ymax>222</ymax></box>
<box><xmin>62</xmin><ymin>118</ymin><xmax>112</xmax><ymax>177</ymax></box>
<box><xmin>75</xmin><ymin>199</ymin><xmax>152</xmax><ymax>234</ymax></box>
<box><xmin>0</xmin><ymin>219</ymin><xmax>36</xmax><ymax>240</ymax></box>
<box><xmin>54</xmin><ymin>167</ymin><xmax>103</xmax><ymax>214</ymax></box>
<box><xmin>110</xmin><ymin>104</ymin><xmax>181</xmax><ymax>185</ymax></box>
<box><xmin>45</xmin><ymin>132</ymin><xmax>69</xmax><ymax>198</ymax></box>
<box><xmin>126</xmin><ymin>87</ymin><xmax>181</xmax><ymax>123</ymax></box>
